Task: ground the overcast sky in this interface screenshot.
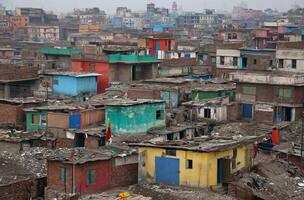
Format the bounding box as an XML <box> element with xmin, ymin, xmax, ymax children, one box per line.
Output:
<box><xmin>1</xmin><ymin>0</ymin><xmax>303</xmax><ymax>14</ymax></box>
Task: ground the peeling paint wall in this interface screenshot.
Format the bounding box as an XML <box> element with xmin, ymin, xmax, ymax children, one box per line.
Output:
<box><xmin>105</xmin><ymin>102</ymin><xmax>166</xmax><ymax>134</ymax></box>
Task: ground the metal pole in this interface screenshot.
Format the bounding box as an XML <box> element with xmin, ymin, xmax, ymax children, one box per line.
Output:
<box><xmin>301</xmin><ymin>112</ymin><xmax>304</xmax><ymax>166</ymax></box>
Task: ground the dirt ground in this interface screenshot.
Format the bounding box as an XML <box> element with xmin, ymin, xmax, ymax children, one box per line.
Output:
<box><xmin>80</xmin><ymin>184</ymin><xmax>236</xmax><ymax>200</ymax></box>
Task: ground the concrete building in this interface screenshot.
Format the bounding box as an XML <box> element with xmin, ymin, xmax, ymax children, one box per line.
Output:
<box><xmin>40</xmin><ymin>48</ymin><xmax>81</xmax><ymax>71</ymax></box>
<box><xmin>230</xmin><ymin>71</ymin><xmax>304</xmax><ymax>123</ymax></box>
<box><xmin>9</xmin><ymin>16</ymin><xmax>29</xmax><ymax>31</ymax></box>
<box><xmin>26</xmin><ymin>25</ymin><xmax>60</xmax><ymax>41</ymax></box>
<box><xmin>276</xmin><ymin>42</ymin><xmax>304</xmax><ymax>73</ymax></box>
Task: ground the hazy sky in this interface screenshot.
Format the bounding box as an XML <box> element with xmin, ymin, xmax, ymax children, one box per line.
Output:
<box><xmin>1</xmin><ymin>0</ymin><xmax>303</xmax><ymax>14</ymax></box>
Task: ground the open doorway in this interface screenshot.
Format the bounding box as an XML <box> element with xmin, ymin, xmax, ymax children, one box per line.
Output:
<box><xmin>74</xmin><ymin>133</ymin><xmax>85</xmax><ymax>147</ymax></box>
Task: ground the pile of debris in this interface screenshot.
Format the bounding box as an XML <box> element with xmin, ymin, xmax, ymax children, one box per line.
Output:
<box><xmin>229</xmin><ymin>158</ymin><xmax>304</xmax><ymax>200</ymax></box>
<box><xmin>0</xmin><ymin>147</ymin><xmax>51</xmax><ymax>185</ymax></box>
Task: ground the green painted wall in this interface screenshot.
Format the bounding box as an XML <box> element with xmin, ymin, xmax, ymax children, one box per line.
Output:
<box><xmin>191</xmin><ymin>89</ymin><xmax>236</xmax><ymax>101</ymax></box>
<box><xmin>109</xmin><ymin>54</ymin><xmax>158</xmax><ymax>63</ymax></box>
<box><xmin>40</xmin><ymin>48</ymin><xmax>81</xmax><ymax>55</ymax></box>
<box><xmin>105</xmin><ymin>102</ymin><xmax>166</xmax><ymax>134</ymax></box>
<box><xmin>26</xmin><ymin>111</ymin><xmax>48</xmax><ymax>132</ymax></box>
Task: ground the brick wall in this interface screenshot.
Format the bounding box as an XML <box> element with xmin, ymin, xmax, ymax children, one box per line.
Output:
<box><xmin>242</xmin><ymin>54</ymin><xmax>275</xmax><ymax>71</ymax></box>
<box><xmin>127</xmin><ymin>87</ymin><xmax>160</xmax><ymax>100</ymax></box>
<box><xmin>227</xmin><ymin>103</ymin><xmax>240</xmax><ymax>121</ymax></box>
<box><xmin>0</xmin><ymin>177</ymin><xmax>46</xmax><ymax>200</ymax></box>
<box><xmin>111</xmin><ymin>163</ymin><xmax>138</xmax><ymax>188</ymax></box>
<box><xmin>0</xmin><ymin>64</ymin><xmax>38</xmax><ymax>80</ymax></box>
<box><xmin>254</xmin><ymin>110</ymin><xmax>273</xmax><ymax>123</ymax></box>
<box><xmin>237</xmin><ymin>83</ymin><xmax>304</xmax><ymax>105</ymax></box>
<box><xmin>277</xmin><ymin>41</ymin><xmax>304</xmax><ymax>49</ymax></box>
<box><xmin>0</xmin><ymin>104</ymin><xmax>22</xmax><ymax>127</ymax></box>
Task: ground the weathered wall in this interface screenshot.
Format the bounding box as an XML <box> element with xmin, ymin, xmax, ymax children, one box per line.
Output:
<box><xmin>0</xmin><ymin>177</ymin><xmax>46</xmax><ymax>200</ymax></box>
<box><xmin>48</xmin><ymin>112</ymin><xmax>69</xmax><ymax>129</ymax></box>
<box><xmin>80</xmin><ymin>108</ymin><xmax>104</xmax><ymax>128</ymax></box>
<box><xmin>105</xmin><ymin>102</ymin><xmax>166</xmax><ymax>134</ymax></box>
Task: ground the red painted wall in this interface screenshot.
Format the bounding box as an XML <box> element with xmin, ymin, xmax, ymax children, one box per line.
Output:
<box><xmin>47</xmin><ymin>159</ymin><xmax>112</xmax><ymax>195</ymax></box>
<box><xmin>76</xmin><ymin>160</ymin><xmax>112</xmax><ymax>194</ymax></box>
<box><xmin>72</xmin><ymin>60</ymin><xmax>110</xmax><ymax>93</ymax></box>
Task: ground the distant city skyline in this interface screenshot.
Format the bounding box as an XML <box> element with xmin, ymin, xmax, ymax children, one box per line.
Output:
<box><xmin>1</xmin><ymin>0</ymin><xmax>303</xmax><ymax>14</ymax></box>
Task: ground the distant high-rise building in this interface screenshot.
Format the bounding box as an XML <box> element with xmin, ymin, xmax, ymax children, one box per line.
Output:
<box><xmin>172</xmin><ymin>2</ymin><xmax>178</xmax><ymax>12</ymax></box>
<box><xmin>147</xmin><ymin>3</ymin><xmax>155</xmax><ymax>14</ymax></box>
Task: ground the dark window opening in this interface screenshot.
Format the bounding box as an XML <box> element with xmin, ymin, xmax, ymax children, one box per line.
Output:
<box><xmin>165</xmin><ymin>149</ymin><xmax>176</xmax><ymax>156</ymax></box>
<box><xmin>167</xmin><ymin>133</ymin><xmax>174</xmax><ymax>141</ymax></box>
<box><xmin>204</xmin><ymin>108</ymin><xmax>211</xmax><ymax>118</ymax></box>
<box><xmin>180</xmin><ymin>130</ymin><xmax>186</xmax><ymax>139</ymax></box>
<box><xmin>292</xmin><ymin>60</ymin><xmax>297</xmax><ymax>69</ymax></box>
<box><xmin>187</xmin><ymin>159</ymin><xmax>193</xmax><ymax>169</ymax></box>
<box><xmin>269</xmin><ymin>60</ymin><xmax>273</xmax><ymax>66</ymax></box>
<box><xmin>233</xmin><ymin>57</ymin><xmax>238</xmax><ymax>66</ymax></box>
<box><xmin>220</xmin><ymin>56</ymin><xmax>224</xmax><ymax>65</ymax></box>
<box><xmin>156</xmin><ymin>110</ymin><xmax>164</xmax><ymax>120</ymax></box>
<box><xmin>253</xmin><ymin>58</ymin><xmax>257</xmax><ymax>65</ymax></box>
<box><xmin>279</xmin><ymin>59</ymin><xmax>284</xmax><ymax>68</ymax></box>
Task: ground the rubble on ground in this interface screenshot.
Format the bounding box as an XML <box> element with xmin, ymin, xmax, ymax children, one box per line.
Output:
<box><xmin>230</xmin><ymin>157</ymin><xmax>304</xmax><ymax>200</ymax></box>
<box><xmin>0</xmin><ymin>147</ymin><xmax>51</xmax><ymax>185</ymax></box>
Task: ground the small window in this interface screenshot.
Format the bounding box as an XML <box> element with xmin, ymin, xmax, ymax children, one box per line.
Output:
<box><xmin>232</xmin><ymin>57</ymin><xmax>238</xmax><ymax>66</ymax></box>
<box><xmin>243</xmin><ymin>86</ymin><xmax>256</xmax><ymax>95</ymax></box>
<box><xmin>232</xmin><ymin>33</ymin><xmax>237</xmax><ymax>39</ymax></box>
<box><xmin>186</xmin><ymin>159</ymin><xmax>193</xmax><ymax>169</ymax></box>
<box><xmin>220</xmin><ymin>56</ymin><xmax>224</xmax><ymax>65</ymax></box>
<box><xmin>60</xmin><ymin>167</ymin><xmax>68</xmax><ymax>184</ymax></box>
<box><xmin>204</xmin><ymin>108</ymin><xmax>211</xmax><ymax>118</ymax></box>
<box><xmin>278</xmin><ymin>88</ymin><xmax>292</xmax><ymax>98</ymax></box>
<box><xmin>253</xmin><ymin>58</ymin><xmax>257</xmax><ymax>65</ymax></box>
<box><xmin>32</xmin><ymin>114</ymin><xmax>39</xmax><ymax>125</ymax></box>
<box><xmin>279</xmin><ymin>59</ymin><xmax>284</xmax><ymax>68</ymax></box>
<box><xmin>211</xmin><ymin>56</ymin><xmax>216</xmax><ymax>65</ymax></box>
<box><xmin>165</xmin><ymin>149</ymin><xmax>176</xmax><ymax>156</ymax></box>
<box><xmin>292</xmin><ymin>60</ymin><xmax>297</xmax><ymax>69</ymax></box>
<box><xmin>41</xmin><ymin>114</ymin><xmax>47</xmax><ymax>126</ymax></box>
<box><xmin>87</xmin><ymin>169</ymin><xmax>96</xmax><ymax>185</ymax></box>
<box><xmin>53</xmin><ymin>79</ymin><xmax>58</xmax><ymax>85</ymax></box>
<box><xmin>89</xmin><ymin>63</ymin><xmax>95</xmax><ymax>72</ymax></box>
<box><xmin>269</xmin><ymin>60</ymin><xmax>273</xmax><ymax>66</ymax></box>
<box><xmin>156</xmin><ymin>110</ymin><xmax>164</xmax><ymax>120</ymax></box>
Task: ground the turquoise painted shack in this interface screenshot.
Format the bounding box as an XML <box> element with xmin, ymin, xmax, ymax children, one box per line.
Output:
<box><xmin>105</xmin><ymin>99</ymin><xmax>166</xmax><ymax>134</ymax></box>
<box><xmin>50</xmin><ymin>72</ymin><xmax>100</xmax><ymax>97</ymax></box>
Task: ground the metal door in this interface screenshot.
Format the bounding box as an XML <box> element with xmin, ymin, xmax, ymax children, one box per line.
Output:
<box><xmin>242</xmin><ymin>104</ymin><xmax>253</xmax><ymax>119</ymax></box>
<box><xmin>69</xmin><ymin>113</ymin><xmax>81</xmax><ymax>129</ymax></box>
<box><xmin>155</xmin><ymin>157</ymin><xmax>179</xmax><ymax>186</ymax></box>
<box><xmin>217</xmin><ymin>159</ymin><xmax>223</xmax><ymax>184</ymax></box>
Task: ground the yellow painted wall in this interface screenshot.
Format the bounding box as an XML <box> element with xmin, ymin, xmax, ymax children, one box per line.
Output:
<box><xmin>138</xmin><ymin>143</ymin><xmax>253</xmax><ymax>188</ymax></box>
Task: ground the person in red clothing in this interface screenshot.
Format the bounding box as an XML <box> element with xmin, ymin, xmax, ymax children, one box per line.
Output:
<box><xmin>272</xmin><ymin>127</ymin><xmax>280</xmax><ymax>145</ymax></box>
<box><xmin>253</xmin><ymin>141</ymin><xmax>258</xmax><ymax>158</ymax></box>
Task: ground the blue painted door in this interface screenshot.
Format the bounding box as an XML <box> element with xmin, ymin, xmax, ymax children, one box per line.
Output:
<box><xmin>155</xmin><ymin>157</ymin><xmax>179</xmax><ymax>186</ymax></box>
<box><xmin>155</xmin><ymin>41</ymin><xmax>160</xmax><ymax>50</ymax></box>
<box><xmin>69</xmin><ymin>113</ymin><xmax>81</xmax><ymax>129</ymax></box>
<box><xmin>242</xmin><ymin>104</ymin><xmax>253</xmax><ymax>119</ymax></box>
<box><xmin>217</xmin><ymin>159</ymin><xmax>223</xmax><ymax>184</ymax></box>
